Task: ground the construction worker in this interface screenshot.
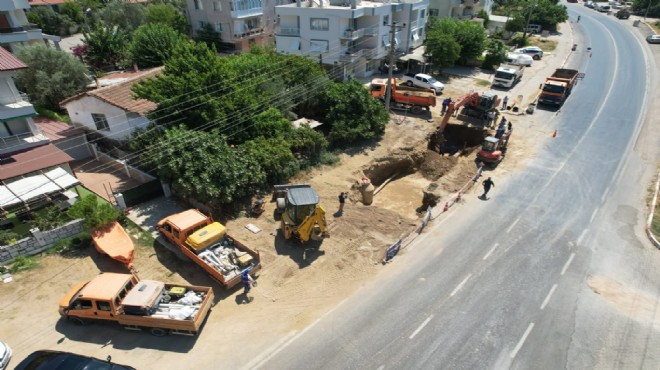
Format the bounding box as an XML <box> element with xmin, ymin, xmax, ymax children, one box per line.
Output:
<box><xmin>441</xmin><ymin>97</ymin><xmax>452</xmax><ymax>115</ymax></box>
<box><xmin>577</xmin><ymin>15</ymin><xmax>581</xmax><ymax>22</ymax></box>
<box><xmin>241</xmin><ymin>269</ymin><xmax>254</xmax><ymax>299</ymax></box>
<box><xmin>501</xmin><ymin>96</ymin><xmax>509</xmax><ymax>110</ymax></box>
<box><xmin>338</xmin><ymin>192</ymin><xmax>348</xmax><ymax>212</ymax></box>
<box><xmin>481</xmin><ymin>177</ymin><xmax>495</xmax><ymax>199</ymax></box>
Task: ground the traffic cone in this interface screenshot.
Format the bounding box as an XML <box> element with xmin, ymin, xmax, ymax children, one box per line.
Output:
<box><xmin>552</xmin><ymin>130</ymin><xmax>557</xmax><ymax>138</ymax></box>
<box><xmin>443</xmin><ymin>201</ymin><xmax>449</xmax><ymax>212</ymax></box>
<box><xmin>456</xmin><ymin>192</ymin><xmax>462</xmax><ymax>202</ymax></box>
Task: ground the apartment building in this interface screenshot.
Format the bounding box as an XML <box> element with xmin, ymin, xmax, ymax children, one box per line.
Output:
<box><xmin>1</xmin><ymin>0</ymin><xmax>55</xmax><ymax>52</ymax></box>
<box><xmin>427</xmin><ymin>0</ymin><xmax>492</xmax><ymax>19</ymax></box>
<box><xmin>275</xmin><ymin>0</ymin><xmax>429</xmax><ymax>79</ymax></box>
<box><xmin>186</xmin><ymin>0</ymin><xmax>284</xmax><ymax>52</ymax></box>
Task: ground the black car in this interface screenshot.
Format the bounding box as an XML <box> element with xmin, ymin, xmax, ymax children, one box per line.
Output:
<box><xmin>14</xmin><ymin>351</ymin><xmax>135</xmax><ymax>370</ymax></box>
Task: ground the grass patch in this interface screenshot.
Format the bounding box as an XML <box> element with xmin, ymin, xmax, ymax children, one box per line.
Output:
<box><xmin>528</xmin><ymin>37</ymin><xmax>558</xmax><ymax>52</ymax></box>
<box><xmin>46</xmin><ymin>232</ymin><xmax>91</xmax><ymax>255</ymax></box>
<box><xmin>10</xmin><ymin>255</ymin><xmax>38</xmax><ymax>273</ymax></box>
<box><xmin>74</xmin><ymin>185</ymin><xmax>109</xmax><ymax>205</ymax></box>
<box><xmin>476</xmin><ymin>79</ymin><xmax>492</xmax><ymax>87</ymax></box>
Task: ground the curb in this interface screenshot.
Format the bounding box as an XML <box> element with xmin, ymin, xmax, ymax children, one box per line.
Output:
<box><xmin>646</xmin><ymin>172</ymin><xmax>660</xmax><ymax>249</ymax></box>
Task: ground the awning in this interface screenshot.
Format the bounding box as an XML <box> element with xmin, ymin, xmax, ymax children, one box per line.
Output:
<box><xmin>0</xmin><ymin>167</ymin><xmax>80</xmax><ymax>207</ymax></box>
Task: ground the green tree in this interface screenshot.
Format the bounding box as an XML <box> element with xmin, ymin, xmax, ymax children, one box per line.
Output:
<box><xmin>153</xmin><ymin>126</ymin><xmax>265</xmax><ymax>206</ymax></box>
<box><xmin>425</xmin><ymin>17</ymin><xmax>487</xmax><ymax>64</ymax></box>
<box><xmin>83</xmin><ymin>25</ymin><xmax>128</xmax><ymax>70</ymax></box>
<box><xmin>194</xmin><ymin>22</ymin><xmax>222</xmax><ymax>50</ymax></box>
<box><xmin>145</xmin><ymin>3</ymin><xmax>189</xmax><ymax>34</ymax></box>
<box><xmin>98</xmin><ymin>0</ymin><xmax>146</xmax><ymax>31</ymax></box>
<box><xmin>26</xmin><ymin>6</ymin><xmax>74</xmax><ymax>36</ymax></box>
<box><xmin>240</xmin><ymin>137</ymin><xmax>297</xmax><ymax>185</ymax></box>
<box><xmin>30</xmin><ymin>206</ymin><xmax>70</xmax><ymax>230</ymax></box>
<box><xmin>14</xmin><ymin>45</ymin><xmax>90</xmax><ymax>111</ymax></box>
<box><xmin>128</xmin><ymin>23</ymin><xmax>187</xmax><ymax>68</ymax></box>
<box><xmin>60</xmin><ymin>1</ymin><xmax>84</xmax><ymax>24</ymax></box>
<box><xmin>481</xmin><ymin>39</ymin><xmax>508</xmax><ymax>70</ymax></box>
<box><xmin>529</xmin><ymin>0</ymin><xmax>569</xmax><ymax>30</ymax></box>
<box><xmin>424</xmin><ymin>32</ymin><xmax>461</xmax><ymax>67</ymax></box>
<box><xmin>284</xmin><ymin>126</ymin><xmax>328</xmax><ymax>161</ymax></box>
<box><xmin>323</xmin><ymin>79</ymin><xmax>388</xmax><ymax>145</ymax></box>
<box><xmin>67</xmin><ymin>195</ymin><xmax>120</xmax><ymax>229</ymax></box>
<box><xmin>633</xmin><ymin>0</ymin><xmax>660</xmax><ymax>16</ymax></box>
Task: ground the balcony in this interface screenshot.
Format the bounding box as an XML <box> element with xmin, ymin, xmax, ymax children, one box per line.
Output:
<box><xmin>339</xmin><ymin>48</ymin><xmax>364</xmax><ymax>62</ymax></box>
<box><xmin>363</xmin><ymin>48</ymin><xmax>386</xmax><ymax>59</ymax></box>
<box><xmin>341</xmin><ymin>29</ymin><xmax>364</xmax><ymax>40</ymax></box>
<box><xmin>0</xmin><ymin>0</ymin><xmax>30</xmax><ymax>12</ymax></box>
<box><xmin>363</xmin><ymin>28</ymin><xmax>380</xmax><ymax>37</ymax></box>
<box><xmin>231</xmin><ymin>8</ymin><xmax>263</xmax><ymax>19</ymax></box>
<box><xmin>0</xmin><ymin>24</ymin><xmax>43</xmax><ymax>44</ymax></box>
<box><xmin>233</xmin><ymin>27</ymin><xmax>264</xmax><ymax>39</ymax></box>
<box><xmin>0</xmin><ymin>130</ymin><xmax>48</xmax><ymax>155</ymax></box>
<box><xmin>278</xmin><ymin>27</ymin><xmax>300</xmax><ymax>36</ymax></box>
<box><xmin>0</xmin><ymin>98</ymin><xmax>37</xmax><ymax>122</ymax></box>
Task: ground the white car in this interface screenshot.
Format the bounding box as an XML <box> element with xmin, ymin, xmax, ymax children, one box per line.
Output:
<box><xmin>514</xmin><ymin>46</ymin><xmax>544</xmax><ymax>60</ymax></box>
<box><xmin>506</xmin><ymin>52</ymin><xmax>533</xmax><ymax>67</ymax></box>
<box><xmin>0</xmin><ymin>341</ymin><xmax>11</xmax><ymax>370</ymax></box>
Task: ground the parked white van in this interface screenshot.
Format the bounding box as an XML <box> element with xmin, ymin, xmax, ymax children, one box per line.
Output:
<box><xmin>527</xmin><ymin>24</ymin><xmax>542</xmax><ymax>34</ymax></box>
<box><xmin>506</xmin><ymin>53</ymin><xmax>533</xmax><ymax>67</ymax></box>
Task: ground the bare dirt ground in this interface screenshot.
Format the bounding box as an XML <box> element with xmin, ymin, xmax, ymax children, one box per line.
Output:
<box><xmin>0</xmin><ymin>30</ymin><xmax>566</xmax><ymax>367</ymax></box>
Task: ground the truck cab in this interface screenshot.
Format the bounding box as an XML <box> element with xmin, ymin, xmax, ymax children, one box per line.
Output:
<box><xmin>493</xmin><ymin>64</ymin><xmax>523</xmax><ymax>88</ymax></box>
<box><xmin>59</xmin><ymin>273</ymin><xmax>137</xmax><ymax>323</ymax></box>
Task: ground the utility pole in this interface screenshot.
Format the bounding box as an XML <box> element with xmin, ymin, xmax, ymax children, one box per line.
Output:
<box><xmin>384</xmin><ymin>22</ymin><xmax>404</xmax><ymax>111</ymax></box>
<box><xmin>522</xmin><ymin>0</ymin><xmax>537</xmax><ymax>41</ymax></box>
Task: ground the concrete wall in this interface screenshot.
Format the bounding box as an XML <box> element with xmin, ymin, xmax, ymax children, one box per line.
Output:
<box><xmin>0</xmin><ymin>219</ymin><xmax>84</xmax><ymax>264</ymax></box>
<box><xmin>65</xmin><ymin>96</ymin><xmax>150</xmax><ymax>141</ymax></box>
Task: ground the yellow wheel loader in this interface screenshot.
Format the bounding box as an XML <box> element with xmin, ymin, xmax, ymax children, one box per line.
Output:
<box><xmin>274</xmin><ymin>185</ymin><xmax>329</xmax><ymax>242</ymax></box>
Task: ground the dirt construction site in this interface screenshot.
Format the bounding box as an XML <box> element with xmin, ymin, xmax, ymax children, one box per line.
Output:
<box><xmin>0</xmin><ymin>32</ymin><xmax>570</xmax><ymax>368</ymax></box>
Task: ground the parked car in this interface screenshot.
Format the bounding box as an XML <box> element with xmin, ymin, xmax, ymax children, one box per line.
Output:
<box><xmin>527</xmin><ymin>24</ymin><xmax>542</xmax><ymax>34</ymax></box>
<box><xmin>585</xmin><ymin>1</ymin><xmax>595</xmax><ymax>8</ymax></box>
<box><xmin>597</xmin><ymin>4</ymin><xmax>611</xmax><ymax>12</ymax></box>
<box><xmin>514</xmin><ymin>46</ymin><xmax>544</xmax><ymax>60</ymax></box>
<box><xmin>506</xmin><ymin>52</ymin><xmax>534</xmax><ymax>67</ymax></box>
<box><xmin>647</xmin><ymin>35</ymin><xmax>660</xmax><ymax>44</ymax></box>
<box><xmin>0</xmin><ymin>341</ymin><xmax>11</xmax><ymax>370</ymax></box>
<box><xmin>14</xmin><ymin>351</ymin><xmax>135</xmax><ymax>370</ymax></box>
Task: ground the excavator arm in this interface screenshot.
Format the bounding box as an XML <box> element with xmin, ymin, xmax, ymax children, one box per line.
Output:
<box><xmin>296</xmin><ymin>206</ymin><xmax>329</xmax><ymax>242</ymax></box>
<box><xmin>439</xmin><ymin>92</ymin><xmax>480</xmax><ymax>132</ymax></box>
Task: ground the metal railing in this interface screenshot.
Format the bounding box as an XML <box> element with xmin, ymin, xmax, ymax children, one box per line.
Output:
<box><xmin>279</xmin><ymin>27</ymin><xmax>300</xmax><ymax>36</ymax></box>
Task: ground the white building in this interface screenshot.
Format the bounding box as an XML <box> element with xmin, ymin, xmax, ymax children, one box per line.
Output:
<box><xmin>0</xmin><ymin>0</ymin><xmax>59</xmax><ymax>52</ymax></box>
<box><xmin>185</xmin><ymin>0</ymin><xmax>284</xmax><ymax>52</ymax></box>
<box><xmin>61</xmin><ymin>69</ymin><xmax>161</xmax><ymax>142</ymax></box>
<box><xmin>275</xmin><ymin>0</ymin><xmax>429</xmax><ymax>79</ymax></box>
<box><xmin>427</xmin><ymin>0</ymin><xmax>492</xmax><ymax>19</ymax></box>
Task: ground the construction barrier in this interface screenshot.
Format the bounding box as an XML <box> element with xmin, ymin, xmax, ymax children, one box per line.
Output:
<box><xmin>383</xmin><ymin>239</ymin><xmax>403</xmax><ymax>263</ymax></box>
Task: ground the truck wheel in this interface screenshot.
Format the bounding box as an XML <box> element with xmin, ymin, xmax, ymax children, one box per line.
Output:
<box><xmin>411</xmin><ymin>106</ymin><xmax>423</xmax><ymax>115</ymax></box>
<box><xmin>150</xmin><ymin>328</ymin><xmax>168</xmax><ymax>337</ymax></box>
<box><xmin>406</xmin><ymin>81</ymin><xmax>413</xmax><ymax>87</ymax></box>
<box><xmin>68</xmin><ymin>316</ymin><xmax>86</xmax><ymax>326</ymax></box>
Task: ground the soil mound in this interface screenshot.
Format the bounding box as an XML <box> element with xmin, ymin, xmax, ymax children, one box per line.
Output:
<box><xmin>420</xmin><ymin>150</ymin><xmax>458</xmax><ymax>181</ymax></box>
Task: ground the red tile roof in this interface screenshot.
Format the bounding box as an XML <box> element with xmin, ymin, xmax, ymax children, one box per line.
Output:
<box><xmin>0</xmin><ymin>47</ymin><xmax>28</xmax><ymax>72</ymax></box>
<box><xmin>33</xmin><ymin>117</ymin><xmax>84</xmax><ymax>142</ymax></box>
<box><xmin>61</xmin><ymin>68</ymin><xmax>161</xmax><ymax>116</ymax></box>
<box><xmin>0</xmin><ymin>143</ymin><xmax>73</xmax><ymax>180</ymax></box>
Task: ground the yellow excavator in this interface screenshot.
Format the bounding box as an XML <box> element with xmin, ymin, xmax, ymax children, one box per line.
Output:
<box><xmin>274</xmin><ymin>184</ymin><xmax>329</xmax><ymax>242</ymax></box>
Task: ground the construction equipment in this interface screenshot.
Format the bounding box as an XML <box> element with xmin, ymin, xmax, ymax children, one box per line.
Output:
<box><xmin>370</xmin><ymin>78</ymin><xmax>436</xmax><ymax>114</ymax></box>
<box><xmin>477</xmin><ymin>129</ymin><xmax>512</xmax><ymax>165</ymax></box>
<box><xmin>274</xmin><ymin>184</ymin><xmax>328</xmax><ymax>242</ymax></box>
<box><xmin>538</xmin><ymin>69</ymin><xmax>579</xmax><ymax>106</ymax></box>
<box><xmin>440</xmin><ymin>92</ymin><xmax>499</xmax><ymax>132</ymax></box>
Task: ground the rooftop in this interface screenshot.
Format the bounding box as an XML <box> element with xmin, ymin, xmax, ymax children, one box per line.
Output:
<box><xmin>79</xmin><ymin>273</ymin><xmax>134</xmax><ymax>301</ymax></box>
<box><xmin>33</xmin><ymin>117</ymin><xmax>84</xmax><ymax>142</ymax></box>
<box><xmin>0</xmin><ymin>143</ymin><xmax>73</xmax><ymax>180</ymax></box>
<box><xmin>0</xmin><ymin>47</ymin><xmax>28</xmax><ymax>72</ymax></box>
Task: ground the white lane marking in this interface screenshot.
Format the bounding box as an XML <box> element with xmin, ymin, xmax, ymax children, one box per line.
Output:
<box><xmin>483</xmin><ymin>243</ymin><xmax>499</xmax><ymax>260</ymax></box>
<box><xmin>590</xmin><ymin>208</ymin><xmax>598</xmax><ymax>223</ymax></box>
<box><xmin>248</xmin><ymin>298</ymin><xmax>349</xmax><ymax>369</ymax></box>
<box><xmin>450</xmin><ymin>274</ymin><xmax>472</xmax><ymax>297</ymax></box>
<box><xmin>540</xmin><ymin>284</ymin><xmax>558</xmax><ymax>310</ymax></box>
<box><xmin>577</xmin><ymin>229</ymin><xmax>587</xmax><ymax>246</ymax></box>
<box><xmin>601</xmin><ymin>185</ymin><xmax>610</xmax><ymax>203</ymax></box>
<box><xmin>510</xmin><ymin>323</ymin><xmax>535</xmax><ymax>359</ymax></box>
<box><xmin>561</xmin><ymin>253</ymin><xmax>576</xmax><ymax>276</ymax></box>
<box><xmin>409</xmin><ymin>315</ymin><xmax>433</xmax><ymax>340</ymax></box>
<box><xmin>506</xmin><ymin>217</ymin><xmax>520</xmax><ymax>233</ymax></box>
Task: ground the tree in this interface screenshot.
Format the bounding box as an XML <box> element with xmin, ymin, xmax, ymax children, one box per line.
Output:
<box><xmin>145</xmin><ymin>3</ymin><xmax>189</xmax><ymax>34</ymax></box>
<box><xmin>481</xmin><ymin>40</ymin><xmax>509</xmax><ymax>70</ymax></box>
<box><xmin>323</xmin><ymin>79</ymin><xmax>389</xmax><ymax>145</ymax></box>
<box><xmin>67</xmin><ymin>195</ymin><xmax>120</xmax><ymax>229</ymax></box>
<box><xmin>284</xmin><ymin>126</ymin><xmax>328</xmax><ymax>161</ymax></box>
<box><xmin>60</xmin><ymin>1</ymin><xmax>84</xmax><ymax>24</ymax></box>
<box><xmin>97</xmin><ymin>0</ymin><xmax>146</xmax><ymax>31</ymax></box>
<box><xmin>240</xmin><ymin>137</ymin><xmax>297</xmax><ymax>185</ymax></box>
<box><xmin>424</xmin><ymin>32</ymin><xmax>461</xmax><ymax>67</ymax></box>
<box><xmin>194</xmin><ymin>22</ymin><xmax>222</xmax><ymax>50</ymax></box>
<box><xmin>152</xmin><ymin>126</ymin><xmax>265</xmax><ymax>206</ymax></box>
<box><xmin>529</xmin><ymin>0</ymin><xmax>569</xmax><ymax>30</ymax></box>
<box><xmin>128</xmin><ymin>23</ymin><xmax>187</xmax><ymax>68</ymax></box>
<box><xmin>26</xmin><ymin>6</ymin><xmax>75</xmax><ymax>36</ymax></box>
<box><xmin>633</xmin><ymin>0</ymin><xmax>660</xmax><ymax>17</ymax></box>
<box><xmin>82</xmin><ymin>25</ymin><xmax>128</xmax><ymax>70</ymax></box>
<box><xmin>14</xmin><ymin>45</ymin><xmax>90</xmax><ymax>111</ymax></box>
<box><xmin>425</xmin><ymin>18</ymin><xmax>487</xmax><ymax>64</ymax></box>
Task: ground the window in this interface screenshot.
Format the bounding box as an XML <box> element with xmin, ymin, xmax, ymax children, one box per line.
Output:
<box><xmin>215</xmin><ymin>22</ymin><xmax>223</xmax><ymax>32</ymax></box>
<box><xmin>429</xmin><ymin>9</ymin><xmax>439</xmax><ymax>17</ymax></box>
<box><xmin>310</xmin><ymin>18</ymin><xmax>329</xmax><ymax>31</ymax></box>
<box><xmin>382</xmin><ymin>35</ymin><xmax>390</xmax><ymax>47</ymax></box>
<box><xmin>213</xmin><ymin>1</ymin><xmax>222</xmax><ymax>11</ymax></box>
<box><xmin>290</xmin><ymin>38</ymin><xmax>300</xmax><ymax>51</ymax></box>
<box><xmin>194</xmin><ymin>0</ymin><xmax>203</xmax><ymax>10</ymax></box>
<box><xmin>383</xmin><ymin>15</ymin><xmax>389</xmax><ymax>26</ymax></box>
<box><xmin>199</xmin><ymin>21</ymin><xmax>207</xmax><ymax>29</ymax></box>
<box><xmin>91</xmin><ymin>113</ymin><xmax>109</xmax><ymax>131</ymax></box>
<box><xmin>420</xmin><ymin>9</ymin><xmax>425</xmax><ymax>19</ymax></box>
<box><xmin>97</xmin><ymin>301</ymin><xmax>111</xmax><ymax>311</ymax></box>
<box><xmin>418</xmin><ymin>28</ymin><xmax>423</xmax><ymax>37</ymax></box>
<box><xmin>245</xmin><ymin>18</ymin><xmax>259</xmax><ymax>30</ymax></box>
<box><xmin>310</xmin><ymin>39</ymin><xmax>328</xmax><ymax>52</ymax></box>
<box><xmin>72</xmin><ymin>299</ymin><xmax>93</xmax><ymax>310</ymax></box>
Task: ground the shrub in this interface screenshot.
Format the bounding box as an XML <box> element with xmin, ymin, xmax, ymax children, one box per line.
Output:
<box><xmin>0</xmin><ymin>230</ymin><xmax>19</xmax><ymax>246</ymax></box>
<box><xmin>30</xmin><ymin>206</ymin><xmax>70</xmax><ymax>231</ymax></box>
<box><xmin>10</xmin><ymin>255</ymin><xmax>38</xmax><ymax>273</ymax></box>
<box><xmin>67</xmin><ymin>195</ymin><xmax>120</xmax><ymax>229</ymax></box>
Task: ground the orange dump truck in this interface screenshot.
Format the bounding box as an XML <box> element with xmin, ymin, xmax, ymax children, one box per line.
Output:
<box><xmin>59</xmin><ymin>273</ymin><xmax>214</xmax><ymax>336</ymax></box>
<box><xmin>157</xmin><ymin>209</ymin><xmax>261</xmax><ymax>289</ymax></box>
<box><xmin>370</xmin><ymin>78</ymin><xmax>436</xmax><ymax>114</ymax></box>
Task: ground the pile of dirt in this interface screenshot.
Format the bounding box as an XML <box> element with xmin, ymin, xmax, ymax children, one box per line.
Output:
<box><xmin>420</xmin><ymin>150</ymin><xmax>458</xmax><ymax>181</ymax></box>
<box><xmin>361</xmin><ymin>145</ymin><xmax>425</xmax><ymax>186</ymax></box>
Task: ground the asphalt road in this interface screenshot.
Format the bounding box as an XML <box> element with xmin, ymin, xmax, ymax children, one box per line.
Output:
<box><xmin>253</xmin><ymin>9</ymin><xmax>660</xmax><ymax>370</ymax></box>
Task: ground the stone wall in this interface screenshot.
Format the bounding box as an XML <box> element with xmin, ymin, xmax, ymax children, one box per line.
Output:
<box><xmin>0</xmin><ymin>219</ymin><xmax>85</xmax><ymax>264</ymax></box>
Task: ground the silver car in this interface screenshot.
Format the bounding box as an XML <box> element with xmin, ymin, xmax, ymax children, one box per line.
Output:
<box><xmin>647</xmin><ymin>35</ymin><xmax>660</xmax><ymax>44</ymax></box>
<box><xmin>514</xmin><ymin>46</ymin><xmax>544</xmax><ymax>60</ymax></box>
<box><xmin>0</xmin><ymin>341</ymin><xmax>12</xmax><ymax>370</ymax></box>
